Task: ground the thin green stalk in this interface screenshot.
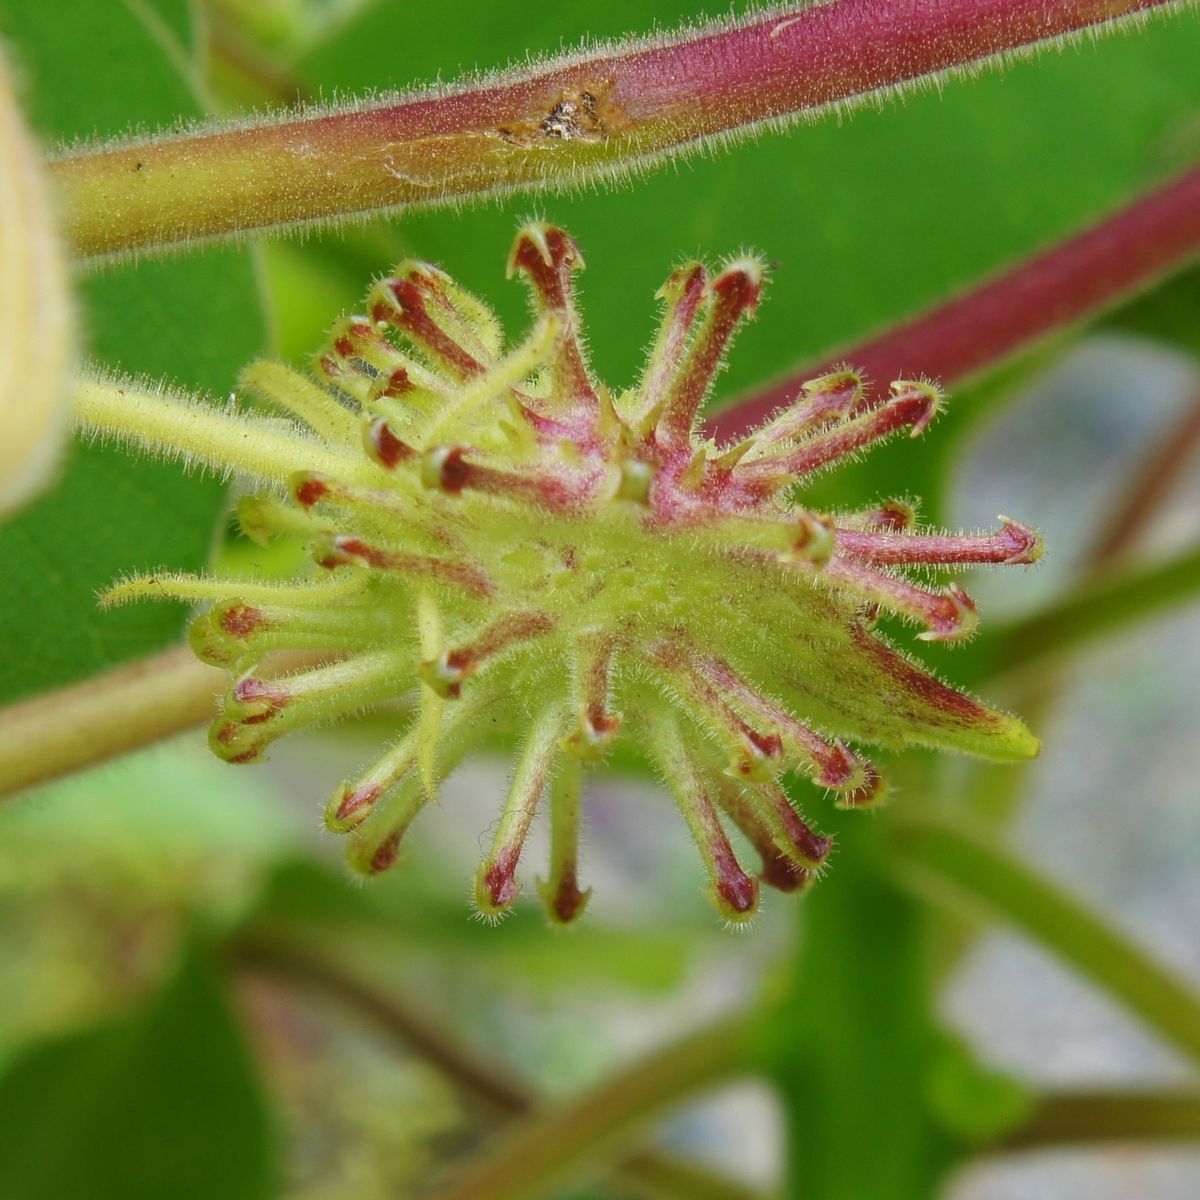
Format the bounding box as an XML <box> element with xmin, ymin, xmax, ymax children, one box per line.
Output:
<box><xmin>49</xmin><ymin>0</ymin><xmax>1186</xmax><ymax>261</ymax></box>
<box><xmin>231</xmin><ymin>930</ymin><xmax>529</xmax><ymax>1112</ymax></box>
<box><xmin>999</xmin><ymin>1089</ymin><xmax>1200</xmax><ymax>1152</ymax></box>
<box><xmin>618</xmin><ymin>1153</ymin><xmax>770</xmax><ymax>1200</ymax></box>
<box><xmin>1086</xmin><ymin>390</ymin><xmax>1200</xmax><ymax>570</ymax></box>
<box><xmin>423</xmin><ymin>1012</ymin><xmax>754</xmax><ymax>1200</ymax></box>
<box><xmin>0</xmin><ymin>646</ymin><xmax>222</xmax><ymax>799</ymax></box>
<box><xmin>74</xmin><ymin>372</ymin><xmax>363</xmax><ymax>486</ymax></box>
<box><xmin>233</xmin><ymin>931</ymin><xmax>765</xmax><ymax>1200</ymax></box>
<box><xmin>959</xmin><ymin>542</ymin><xmax>1200</xmax><ymax>685</ymax></box>
<box><xmin>893</xmin><ymin>815</ymin><xmax>1200</xmax><ymax>1070</ymax></box>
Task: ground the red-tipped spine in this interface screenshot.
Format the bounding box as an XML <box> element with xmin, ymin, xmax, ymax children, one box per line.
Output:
<box><xmin>693</xmin><ymin>654</ymin><xmax>867</xmax><ymax>791</ymax></box>
<box><xmin>737</xmin><ymin>380</ymin><xmax>941</xmax><ymax>487</ymax></box>
<box><xmin>508</xmin><ymin>224</ymin><xmax>596</xmax><ymax>414</ymax></box>
<box><xmin>751</xmin><ymin>780</ymin><xmax>834</xmax><ymax>867</ymax></box>
<box><xmin>655</xmin><ymin>261</ymin><xmax>763</xmax><ymax>450</ymax></box>
<box><xmin>715</xmin><ymin>784</ymin><xmax>812</xmax><ymax>892</ymax></box>
<box><xmin>364</xmin><ymin>416</ymin><xmax>414</xmax><ymax>469</ymax></box>
<box><xmin>649</xmin><ymin>711</ymin><xmax>759</xmax><ymax>923</ymax></box>
<box><xmin>833</xmin><ymin>762</ymin><xmax>889</xmax><ymax>810</ymax></box>
<box><xmin>747</xmin><ymin>368</ymin><xmax>862</xmax><ymax>454</ymax></box>
<box><xmin>649</xmin><ymin>640</ymin><xmax>785</xmax><ymax>783</ymax></box>
<box><xmin>536</xmin><ymin>752</ymin><xmax>592</xmax><ymax>924</ymax></box>
<box><xmin>819</xmin><ymin>557</ymin><xmax>980</xmax><ymax>641</ymax></box>
<box><xmin>636</xmin><ymin>263</ymin><xmax>709</xmax><ymax>426</ymax></box>
<box><xmin>844</xmin><ymin>500</ymin><xmax>918</xmax><ymax>532</ymax></box>
<box><xmin>421</xmin><ymin>445</ymin><xmax>596</xmax><ymax>511</ymax></box>
<box><xmin>476</xmin><ymin>707</ymin><xmax>566</xmax><ymax>917</ymax></box>
<box><xmin>834</xmin><ymin>516</ymin><xmax>1043</xmax><ymax>566</ymax></box>
<box><xmin>317</xmin><ymin>534</ymin><xmax>493</xmax><ymax>598</ymax></box>
<box><xmin>562</xmin><ymin>633</ymin><xmax>623</xmax><ymax>762</ymax></box>
<box><xmin>372</xmin><ymin>277</ymin><xmax>484</xmax><ymax>380</ymax></box>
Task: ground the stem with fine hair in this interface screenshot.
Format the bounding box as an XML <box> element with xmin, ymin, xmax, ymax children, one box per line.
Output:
<box><xmin>50</xmin><ymin>0</ymin><xmax>1186</xmax><ymax>261</ymax></box>
<box><xmin>0</xmin><ymin>647</ymin><xmax>331</xmax><ymax>800</ymax></box>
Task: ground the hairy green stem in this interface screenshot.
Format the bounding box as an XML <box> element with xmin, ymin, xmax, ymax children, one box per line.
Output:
<box><xmin>50</xmin><ymin>0</ymin><xmax>1186</xmax><ymax>261</ymax></box>
<box><xmin>893</xmin><ymin>815</ymin><xmax>1200</xmax><ymax>1070</ymax></box>
<box><xmin>0</xmin><ymin>646</ymin><xmax>331</xmax><ymax>801</ymax></box>
<box><xmin>74</xmin><ymin>372</ymin><xmax>363</xmax><ymax>485</ymax></box>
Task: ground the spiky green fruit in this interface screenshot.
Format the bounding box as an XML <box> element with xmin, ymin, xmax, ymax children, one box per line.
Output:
<box><xmin>92</xmin><ymin>223</ymin><xmax>1041</xmax><ymax>924</ymax></box>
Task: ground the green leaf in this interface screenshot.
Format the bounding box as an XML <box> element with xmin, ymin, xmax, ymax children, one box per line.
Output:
<box><xmin>1</xmin><ymin>3</ymin><xmax>191</xmax><ymax>144</ymax></box>
<box><xmin>1105</xmin><ymin>262</ymin><xmax>1200</xmax><ymax>358</ymax></box>
<box><xmin>245</xmin><ymin>858</ymin><xmax>695</xmax><ymax>993</ymax></box>
<box><xmin>0</xmin><ymin>1</ymin><xmax>266</xmax><ymax>703</ymax></box>
<box><xmin>0</xmin><ymin>943</ymin><xmax>276</xmax><ymax>1200</ymax></box>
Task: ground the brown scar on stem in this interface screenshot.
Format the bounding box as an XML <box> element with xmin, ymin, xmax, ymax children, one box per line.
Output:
<box><xmin>219</xmin><ymin>604</ymin><xmax>265</xmax><ymax>637</ymax></box>
<box><xmin>495</xmin><ymin>81</ymin><xmax>625</xmax><ymax>146</ymax></box>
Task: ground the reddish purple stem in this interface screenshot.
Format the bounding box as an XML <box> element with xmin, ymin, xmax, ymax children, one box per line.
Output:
<box><xmin>711</xmin><ymin>163</ymin><xmax>1200</xmax><ymax>441</ymax></box>
<box><xmin>615</xmin><ymin>0</ymin><xmax>1175</xmax><ymax>119</ymax></box>
<box><xmin>53</xmin><ymin>0</ymin><xmax>1183</xmax><ymax>259</ymax></box>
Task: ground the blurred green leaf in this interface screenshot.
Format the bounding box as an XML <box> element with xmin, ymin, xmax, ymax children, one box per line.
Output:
<box><xmin>1106</xmin><ymin>262</ymin><xmax>1200</xmax><ymax>359</ymax></box>
<box><xmin>246</xmin><ymin>858</ymin><xmax>694</xmax><ymax>993</ymax></box>
<box><xmin>247</xmin><ymin>856</ymin><xmax>388</xmax><ymax>926</ymax></box>
<box><xmin>0</xmin><ymin>1</ymin><xmax>265</xmax><ymax>703</ymax></box>
<box><xmin>926</xmin><ymin>1038</ymin><xmax>1033</xmax><ymax>1145</ymax></box>
<box><xmin>0</xmin><ymin>740</ymin><xmax>300</xmax><ymax>1065</ymax></box>
<box><xmin>133</xmin><ymin>0</ymin><xmax>203</xmax><ymax>77</ymax></box>
<box><xmin>0</xmin><ymin>942</ymin><xmax>276</xmax><ymax>1200</ymax></box>
<box><xmin>2</xmin><ymin>3</ymin><xmax>190</xmax><ymax>142</ymax></box>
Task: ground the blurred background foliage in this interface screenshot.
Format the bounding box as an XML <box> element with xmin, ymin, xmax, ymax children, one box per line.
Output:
<box><xmin>0</xmin><ymin>0</ymin><xmax>1199</xmax><ymax>1197</ymax></box>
